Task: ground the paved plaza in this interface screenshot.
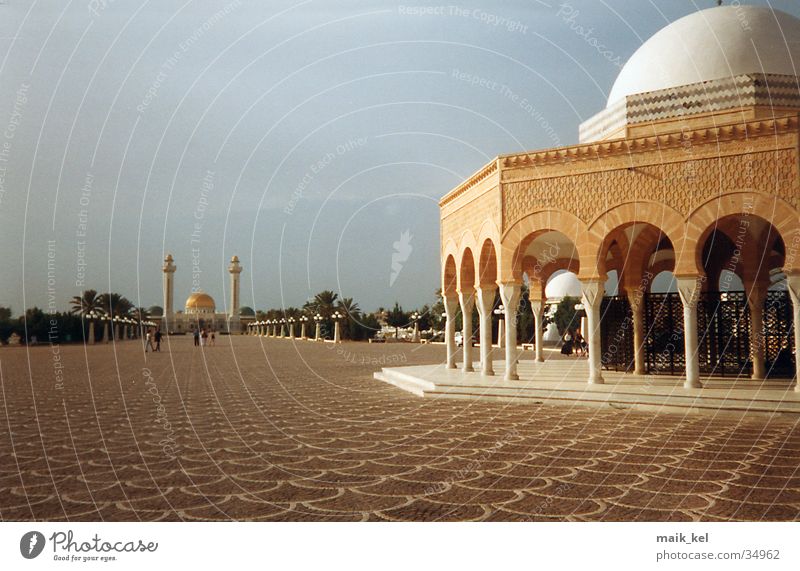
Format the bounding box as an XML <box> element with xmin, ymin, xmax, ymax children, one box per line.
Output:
<box><xmin>1</xmin><ymin>337</ymin><xmax>799</xmax><ymax>521</ymax></box>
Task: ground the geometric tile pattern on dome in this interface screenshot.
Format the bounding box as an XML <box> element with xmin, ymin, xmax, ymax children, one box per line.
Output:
<box><xmin>1</xmin><ymin>338</ymin><xmax>798</xmax><ymax>522</ymax></box>
<box><xmin>581</xmin><ymin>74</ymin><xmax>800</xmax><ymax>142</ymax></box>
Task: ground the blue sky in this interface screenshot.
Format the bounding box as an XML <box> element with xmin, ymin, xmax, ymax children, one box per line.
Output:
<box><xmin>1</xmin><ymin>0</ymin><xmax>798</xmax><ymax>314</ymax></box>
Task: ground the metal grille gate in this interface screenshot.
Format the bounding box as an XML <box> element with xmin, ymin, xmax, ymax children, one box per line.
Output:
<box><xmin>697</xmin><ymin>292</ymin><xmax>750</xmax><ymax>376</ymax></box>
<box><xmin>600</xmin><ymin>290</ymin><xmax>795</xmax><ymax>378</ymax></box>
<box><xmin>600</xmin><ymin>296</ymin><xmax>634</xmax><ymax>372</ymax></box>
<box><xmin>644</xmin><ymin>292</ymin><xmax>684</xmax><ymax>375</ymax></box>
<box><xmin>764</xmin><ymin>291</ymin><xmax>795</xmax><ymax>377</ymax></box>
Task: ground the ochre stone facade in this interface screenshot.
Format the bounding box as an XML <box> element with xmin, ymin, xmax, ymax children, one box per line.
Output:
<box><xmin>441</xmin><ymin>117</ymin><xmax>800</xmax><ymax>286</ymax></box>
<box><xmin>438</xmin><ymin>5</ymin><xmax>800</xmax><ymax>388</ymax></box>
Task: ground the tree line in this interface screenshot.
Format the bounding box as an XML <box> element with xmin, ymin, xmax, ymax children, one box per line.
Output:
<box><xmin>0</xmin><ymin>290</ymin><xmax>152</xmax><ymax>344</ymax></box>
<box><xmin>0</xmin><ymin>285</ymin><xmax>580</xmax><ymax>345</ymax></box>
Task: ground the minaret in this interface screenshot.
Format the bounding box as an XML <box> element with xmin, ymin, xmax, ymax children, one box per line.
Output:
<box><xmin>228</xmin><ymin>255</ymin><xmax>242</xmax><ymax>332</ymax></box>
<box><xmin>162</xmin><ymin>254</ymin><xmax>176</xmax><ymax>331</ymax></box>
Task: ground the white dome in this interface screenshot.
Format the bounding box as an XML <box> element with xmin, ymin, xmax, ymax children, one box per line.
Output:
<box><xmin>608</xmin><ymin>6</ymin><xmax>800</xmax><ymax>107</ymax></box>
<box><xmin>545</xmin><ymin>272</ymin><xmax>581</xmax><ymax>298</ymax></box>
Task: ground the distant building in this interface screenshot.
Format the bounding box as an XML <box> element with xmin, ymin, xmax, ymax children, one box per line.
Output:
<box><xmin>157</xmin><ymin>254</ymin><xmax>254</xmax><ymax>334</ymax></box>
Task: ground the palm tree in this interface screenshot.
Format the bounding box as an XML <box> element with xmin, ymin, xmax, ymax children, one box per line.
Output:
<box><xmin>310</xmin><ymin>290</ymin><xmax>338</xmax><ymax>317</ymax></box>
<box><xmin>98</xmin><ymin>292</ymin><xmax>133</xmax><ymax>318</ymax></box>
<box><xmin>337</xmin><ymin>297</ymin><xmax>360</xmax><ymax>319</ymax></box>
<box><xmin>131</xmin><ymin>307</ymin><xmax>150</xmax><ymax>321</ymax></box>
<box><xmin>70</xmin><ymin>289</ymin><xmax>102</xmax><ymax>316</ymax></box>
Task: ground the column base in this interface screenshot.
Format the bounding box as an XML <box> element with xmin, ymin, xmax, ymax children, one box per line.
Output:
<box><xmin>588</xmin><ymin>376</ymin><xmax>604</xmax><ymax>385</ymax></box>
<box><xmin>684</xmin><ymin>379</ymin><xmax>703</xmax><ymax>389</ymax></box>
<box><xmin>505</xmin><ymin>373</ymin><xmax>519</xmax><ymax>381</ymax></box>
<box><xmin>462</xmin><ymin>366</ymin><xmax>474</xmax><ymax>373</ymax></box>
<box><xmin>482</xmin><ymin>369</ymin><xmax>495</xmax><ymax>377</ymax></box>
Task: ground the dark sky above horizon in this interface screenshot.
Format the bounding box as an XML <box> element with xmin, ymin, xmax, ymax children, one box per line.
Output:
<box><xmin>1</xmin><ymin>0</ymin><xmax>798</xmax><ymax>315</ymax></box>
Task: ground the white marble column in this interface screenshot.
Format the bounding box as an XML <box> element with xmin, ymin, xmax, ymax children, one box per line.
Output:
<box><xmin>458</xmin><ymin>291</ymin><xmax>475</xmax><ymax>373</ymax></box>
<box><xmin>475</xmin><ymin>286</ymin><xmax>496</xmax><ymax>376</ymax></box>
<box><xmin>499</xmin><ymin>283</ymin><xmax>521</xmax><ymax>381</ymax></box>
<box><xmin>530</xmin><ymin>299</ymin><xmax>545</xmax><ymax>363</ymax></box>
<box><xmin>626</xmin><ymin>287</ymin><xmax>646</xmax><ymax>375</ymax></box>
<box><xmin>786</xmin><ymin>273</ymin><xmax>800</xmax><ymax>392</ymax></box>
<box><xmin>497</xmin><ymin>317</ymin><xmax>505</xmax><ymax>349</ymax></box>
<box><xmin>333</xmin><ymin>320</ymin><xmax>341</xmax><ymax>343</ymax></box>
<box><xmin>581</xmin><ymin>279</ymin><xmax>605</xmax><ymax>384</ymax></box>
<box><xmin>88</xmin><ymin>319</ymin><xmax>95</xmax><ymax>345</ymax></box>
<box><xmin>315</xmin><ymin>322</ymin><xmax>322</xmax><ymax>341</ymax></box>
<box><xmin>747</xmin><ymin>284</ymin><xmax>768</xmax><ymax>381</ymax></box>
<box><xmin>444</xmin><ymin>294</ymin><xmax>459</xmax><ymax>369</ymax></box>
<box><xmin>677</xmin><ymin>276</ymin><xmax>703</xmax><ymax>389</ymax></box>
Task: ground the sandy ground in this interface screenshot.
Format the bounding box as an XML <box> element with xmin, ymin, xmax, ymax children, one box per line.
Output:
<box><xmin>0</xmin><ymin>335</ymin><xmax>798</xmax><ymax>521</ymax></box>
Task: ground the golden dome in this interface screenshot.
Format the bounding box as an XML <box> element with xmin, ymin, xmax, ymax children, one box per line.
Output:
<box><xmin>185</xmin><ymin>292</ymin><xmax>216</xmax><ymax>313</ymax></box>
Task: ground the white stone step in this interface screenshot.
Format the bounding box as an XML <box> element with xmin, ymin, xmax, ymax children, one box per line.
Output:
<box><xmin>374</xmin><ymin>367</ymin><xmax>436</xmax><ymax>397</ymax></box>
<box><xmin>374</xmin><ymin>362</ymin><xmax>800</xmax><ymax>418</ymax></box>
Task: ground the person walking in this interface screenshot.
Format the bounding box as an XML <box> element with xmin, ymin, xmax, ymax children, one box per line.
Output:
<box><xmin>210</xmin><ymin>331</ymin><xmax>216</xmax><ymax>346</ymax></box>
<box><xmin>145</xmin><ymin>329</ymin><xmax>154</xmax><ymax>352</ymax></box>
<box><xmin>574</xmin><ymin>330</ymin><xmax>585</xmax><ymax>356</ymax></box>
<box><xmin>201</xmin><ymin>328</ymin><xmax>208</xmax><ymax>347</ymax></box>
<box><xmin>561</xmin><ymin>330</ymin><xmax>574</xmax><ymax>356</ymax></box>
<box><xmin>154</xmin><ymin>328</ymin><xmax>162</xmax><ymax>352</ymax></box>
<box><xmin>193</xmin><ymin>328</ymin><xmax>200</xmax><ymax>347</ymax></box>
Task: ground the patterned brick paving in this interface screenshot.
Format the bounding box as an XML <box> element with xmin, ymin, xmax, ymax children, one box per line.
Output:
<box><xmin>0</xmin><ymin>337</ymin><xmax>798</xmax><ymax>521</ymax></box>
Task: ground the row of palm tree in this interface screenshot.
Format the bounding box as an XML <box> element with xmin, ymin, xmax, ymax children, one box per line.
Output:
<box><xmin>69</xmin><ymin>289</ymin><xmax>150</xmax><ymax>322</ymax></box>
<box><xmin>254</xmin><ymin>290</ymin><xmax>379</xmax><ymax>341</ymax></box>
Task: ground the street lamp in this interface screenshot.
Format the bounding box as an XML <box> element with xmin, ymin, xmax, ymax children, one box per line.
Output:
<box><xmin>280</xmin><ymin>318</ymin><xmax>287</xmax><ymax>338</ymax></box>
<box><xmin>299</xmin><ymin>315</ymin><xmax>309</xmax><ymax>340</ymax></box>
<box><xmin>494</xmin><ymin>304</ymin><xmax>505</xmax><ymax>349</ymax></box>
<box><xmin>86</xmin><ymin>311</ymin><xmax>97</xmax><ymax>345</ymax></box>
<box><xmin>288</xmin><ymin>317</ymin><xmax>296</xmax><ymax>339</ymax></box>
<box><xmin>313</xmin><ymin>313</ymin><xmax>323</xmax><ymax>342</ymax></box>
<box><xmin>332</xmin><ymin>311</ymin><xmax>343</xmax><ymax>344</ymax></box>
<box><xmin>410</xmin><ymin>312</ymin><xmax>421</xmax><ymax>342</ymax></box>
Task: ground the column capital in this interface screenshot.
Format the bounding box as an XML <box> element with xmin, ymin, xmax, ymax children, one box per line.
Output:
<box><xmin>676</xmin><ymin>275</ymin><xmax>704</xmax><ymax>309</ymax></box>
<box><xmin>498</xmin><ymin>282</ymin><xmax>522</xmax><ymax>307</ymax></box>
<box><xmin>580</xmin><ymin>279</ymin><xmax>604</xmax><ymax>309</ymax></box>
<box><xmin>458</xmin><ymin>291</ymin><xmax>476</xmax><ymax>311</ymax></box>
<box><xmin>475</xmin><ymin>286</ymin><xmax>496</xmax><ymax>313</ymax></box>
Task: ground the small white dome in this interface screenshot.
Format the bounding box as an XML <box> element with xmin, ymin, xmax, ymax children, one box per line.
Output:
<box><xmin>546</xmin><ymin>272</ymin><xmax>582</xmax><ymax>298</ymax></box>
<box><xmin>608</xmin><ymin>6</ymin><xmax>800</xmax><ymax>107</ymax></box>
